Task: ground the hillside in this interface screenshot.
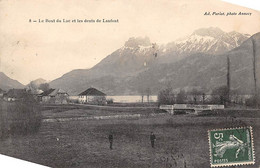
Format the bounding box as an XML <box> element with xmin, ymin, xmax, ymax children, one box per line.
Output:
<box><xmin>50</xmin><ymin>37</ymin><xmax>157</xmax><ymax>94</ymax></box>
<box><xmin>130</xmin><ymin>32</ymin><xmax>260</xmax><ymax>95</ymax></box>
<box><xmin>49</xmin><ymin>28</ymin><xmax>256</xmax><ymax>95</ymax></box>
<box><xmin>0</xmin><ymin>72</ymin><xmax>25</xmax><ymax>91</ymax></box>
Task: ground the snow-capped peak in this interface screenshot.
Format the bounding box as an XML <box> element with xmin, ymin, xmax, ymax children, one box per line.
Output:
<box><xmin>176</xmin><ymin>34</ymin><xmax>214</xmax><ymax>44</ymax></box>
<box><xmin>163</xmin><ymin>27</ymin><xmax>250</xmax><ymax>55</ymax></box>
<box><xmin>124</xmin><ymin>36</ymin><xmax>151</xmax><ymax>48</ymax></box>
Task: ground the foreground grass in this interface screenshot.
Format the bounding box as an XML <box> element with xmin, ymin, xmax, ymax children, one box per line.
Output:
<box><xmin>0</xmin><ymin>100</ymin><xmax>41</xmax><ymax>138</ymax></box>
<box><xmin>0</xmin><ymin>114</ymin><xmax>259</xmax><ymax>168</ymax></box>
<box><xmin>40</xmin><ymin>104</ymin><xmax>161</xmax><ymax>119</ymax></box>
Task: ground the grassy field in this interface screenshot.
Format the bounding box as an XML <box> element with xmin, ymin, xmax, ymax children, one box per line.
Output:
<box><xmin>40</xmin><ymin>104</ymin><xmax>162</xmax><ymax>119</ymax></box>
<box><xmin>0</xmin><ymin>107</ymin><xmax>259</xmax><ymax>168</ymax></box>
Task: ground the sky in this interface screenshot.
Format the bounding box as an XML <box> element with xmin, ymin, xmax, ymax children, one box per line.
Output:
<box><xmin>0</xmin><ymin>0</ymin><xmax>260</xmax><ymax>85</ymax></box>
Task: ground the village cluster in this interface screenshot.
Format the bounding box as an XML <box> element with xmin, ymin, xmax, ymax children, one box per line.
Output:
<box><xmin>0</xmin><ymin>87</ymin><xmax>107</xmax><ymax>105</ymax></box>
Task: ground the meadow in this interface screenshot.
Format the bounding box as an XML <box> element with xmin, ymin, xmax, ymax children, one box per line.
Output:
<box><xmin>0</xmin><ymin>105</ymin><xmax>259</xmax><ymax>168</ymax></box>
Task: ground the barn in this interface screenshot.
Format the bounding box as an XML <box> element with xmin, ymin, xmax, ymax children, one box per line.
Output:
<box><xmin>39</xmin><ymin>88</ymin><xmax>69</xmax><ymax>104</ymax></box>
<box><xmin>78</xmin><ymin>88</ymin><xmax>106</xmax><ymax>105</ymax></box>
<box><xmin>3</xmin><ymin>89</ymin><xmax>28</xmax><ymax>101</ymax></box>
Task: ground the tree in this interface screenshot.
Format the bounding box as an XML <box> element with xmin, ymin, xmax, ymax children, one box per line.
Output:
<box><xmin>92</xmin><ymin>96</ymin><xmax>106</xmax><ymax>105</ymax></box>
<box><xmin>245</xmin><ymin>88</ymin><xmax>260</xmax><ymax>108</ymax></box>
<box><xmin>211</xmin><ymin>86</ymin><xmax>229</xmax><ymax>106</ymax></box>
<box><xmin>230</xmin><ymin>90</ymin><xmax>242</xmax><ymax>105</ymax></box>
<box><xmin>176</xmin><ymin>90</ymin><xmax>187</xmax><ymax>104</ymax></box>
<box><xmin>138</xmin><ymin>87</ymin><xmax>145</xmax><ymax>103</ymax></box>
<box><xmin>202</xmin><ymin>93</ymin><xmax>206</xmax><ymax>104</ymax></box>
<box><xmin>252</xmin><ymin>38</ymin><xmax>258</xmax><ymax>108</ymax></box>
<box><xmin>227</xmin><ymin>56</ymin><xmax>231</xmax><ymax>101</ymax></box>
<box><xmin>39</xmin><ymin>83</ymin><xmax>50</xmax><ymax>92</ymax></box>
<box><xmin>146</xmin><ymin>87</ymin><xmax>151</xmax><ymax>103</ymax></box>
<box><xmin>28</xmin><ymin>81</ymin><xmax>38</xmax><ymax>91</ymax></box>
<box><xmin>158</xmin><ymin>87</ymin><xmax>175</xmax><ymax>105</ymax></box>
<box><xmin>189</xmin><ymin>88</ymin><xmax>203</xmax><ymax>104</ymax></box>
<box><xmin>0</xmin><ymin>91</ymin><xmax>42</xmax><ymax>138</ymax></box>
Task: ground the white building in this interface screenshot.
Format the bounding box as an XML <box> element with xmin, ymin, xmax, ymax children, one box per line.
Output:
<box><xmin>78</xmin><ymin>87</ymin><xmax>106</xmax><ymax>104</ymax></box>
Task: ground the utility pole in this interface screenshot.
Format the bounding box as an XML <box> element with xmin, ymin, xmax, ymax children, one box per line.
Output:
<box><xmin>252</xmin><ymin>38</ymin><xmax>258</xmax><ymax>108</ymax></box>
<box><xmin>227</xmin><ymin>55</ymin><xmax>230</xmax><ymax>105</ymax></box>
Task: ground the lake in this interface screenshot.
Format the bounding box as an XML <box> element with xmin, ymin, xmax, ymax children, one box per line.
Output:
<box><xmin>106</xmin><ymin>95</ymin><xmax>158</xmax><ymax>103</ymax></box>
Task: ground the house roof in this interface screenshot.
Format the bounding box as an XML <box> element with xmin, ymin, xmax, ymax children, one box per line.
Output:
<box><xmin>40</xmin><ymin>89</ymin><xmax>55</xmax><ymax>96</ymax></box>
<box><xmin>5</xmin><ymin>89</ymin><xmax>28</xmax><ymax>98</ymax></box>
<box><xmin>40</xmin><ymin>88</ymin><xmax>68</xmax><ymax>97</ymax></box>
<box><xmin>49</xmin><ymin>89</ymin><xmax>68</xmax><ymax>96</ymax></box>
<box><xmin>79</xmin><ymin>88</ymin><xmax>106</xmax><ymax>96</ymax></box>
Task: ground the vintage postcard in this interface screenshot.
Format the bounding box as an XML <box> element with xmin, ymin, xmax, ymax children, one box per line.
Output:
<box><xmin>0</xmin><ymin>0</ymin><xmax>259</xmax><ymax>167</ymax></box>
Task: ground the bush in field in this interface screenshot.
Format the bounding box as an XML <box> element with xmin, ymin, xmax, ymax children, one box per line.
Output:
<box><xmin>158</xmin><ymin>87</ymin><xmax>175</xmax><ymax>105</ymax></box>
<box><xmin>245</xmin><ymin>95</ymin><xmax>260</xmax><ymax>108</ymax></box>
<box><xmin>38</xmin><ymin>83</ymin><xmax>50</xmax><ymax>92</ymax></box>
<box><xmin>187</xmin><ymin>88</ymin><xmax>204</xmax><ymax>104</ymax></box>
<box><xmin>0</xmin><ymin>93</ymin><xmax>42</xmax><ymax>138</ymax></box>
<box><xmin>106</xmin><ymin>98</ymin><xmax>114</xmax><ymax>104</ymax></box>
<box><xmin>210</xmin><ymin>86</ymin><xmax>229</xmax><ymax>105</ymax></box>
<box><xmin>92</xmin><ymin>96</ymin><xmax>106</xmax><ymax>105</ymax></box>
<box><xmin>176</xmin><ymin>90</ymin><xmax>187</xmax><ymax>104</ymax></box>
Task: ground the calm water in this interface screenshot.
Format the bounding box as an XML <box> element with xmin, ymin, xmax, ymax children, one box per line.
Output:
<box><xmin>68</xmin><ymin>95</ymin><xmax>158</xmax><ymax>103</ymax></box>
<box><xmin>106</xmin><ymin>95</ymin><xmax>158</xmax><ymax>103</ymax></box>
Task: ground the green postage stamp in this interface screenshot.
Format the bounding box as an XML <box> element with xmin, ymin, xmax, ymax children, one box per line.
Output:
<box><xmin>208</xmin><ymin>127</ymin><xmax>255</xmax><ymax>167</ymax></box>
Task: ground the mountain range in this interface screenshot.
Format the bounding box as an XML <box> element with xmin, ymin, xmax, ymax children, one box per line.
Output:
<box><xmin>158</xmin><ymin>27</ymin><xmax>250</xmax><ymax>63</ymax></box>
<box><xmin>129</xmin><ymin>32</ymin><xmax>260</xmax><ymax>95</ymax></box>
<box><xmin>48</xmin><ymin>27</ymin><xmax>259</xmax><ymax>95</ymax></box>
<box><xmin>1</xmin><ymin>27</ymin><xmax>258</xmax><ymax>95</ymax></box>
<box><xmin>0</xmin><ymin>72</ymin><xmax>24</xmax><ymax>91</ymax></box>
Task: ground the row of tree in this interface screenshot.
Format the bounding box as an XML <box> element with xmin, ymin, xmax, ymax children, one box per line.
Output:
<box><xmin>157</xmin><ymin>86</ymin><xmax>260</xmax><ymax>107</ymax></box>
<box><xmin>158</xmin><ymin>87</ymin><xmax>207</xmax><ymax>105</ymax></box>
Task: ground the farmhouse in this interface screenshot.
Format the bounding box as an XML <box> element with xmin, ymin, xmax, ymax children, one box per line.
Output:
<box><xmin>78</xmin><ymin>87</ymin><xmax>106</xmax><ymax>104</ymax></box>
<box><xmin>39</xmin><ymin>88</ymin><xmax>69</xmax><ymax>104</ymax></box>
<box><xmin>4</xmin><ymin>89</ymin><xmax>28</xmax><ymax>101</ymax></box>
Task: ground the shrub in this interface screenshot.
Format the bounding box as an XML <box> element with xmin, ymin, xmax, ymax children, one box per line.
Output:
<box><xmin>158</xmin><ymin>87</ymin><xmax>175</xmax><ymax>105</ymax></box>
<box><xmin>91</xmin><ymin>96</ymin><xmax>106</xmax><ymax>105</ymax></box>
<box><xmin>210</xmin><ymin>86</ymin><xmax>229</xmax><ymax>105</ymax></box>
<box><xmin>0</xmin><ymin>93</ymin><xmax>42</xmax><ymax>139</ymax></box>
<box><xmin>106</xmin><ymin>98</ymin><xmax>114</xmax><ymax>104</ymax></box>
<box><xmin>176</xmin><ymin>90</ymin><xmax>187</xmax><ymax>104</ymax></box>
<box><xmin>245</xmin><ymin>96</ymin><xmax>260</xmax><ymax>108</ymax></box>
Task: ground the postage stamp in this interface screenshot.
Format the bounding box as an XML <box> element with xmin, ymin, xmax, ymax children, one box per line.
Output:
<box><xmin>208</xmin><ymin>127</ymin><xmax>255</xmax><ymax>167</ymax></box>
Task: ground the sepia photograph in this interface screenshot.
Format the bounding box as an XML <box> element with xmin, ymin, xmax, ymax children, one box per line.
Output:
<box><xmin>0</xmin><ymin>0</ymin><xmax>259</xmax><ymax>167</ymax></box>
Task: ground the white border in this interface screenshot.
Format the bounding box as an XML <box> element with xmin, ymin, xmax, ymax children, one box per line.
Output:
<box><xmin>221</xmin><ymin>0</ymin><xmax>260</xmax><ymax>11</ymax></box>
<box><xmin>0</xmin><ymin>1</ymin><xmax>259</xmax><ymax>167</ymax></box>
<box><xmin>0</xmin><ymin>154</ymin><xmax>49</xmax><ymax>168</ymax></box>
